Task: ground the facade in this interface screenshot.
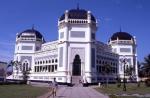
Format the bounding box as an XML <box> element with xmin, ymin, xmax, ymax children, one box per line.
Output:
<box><xmin>6</xmin><ymin>8</ymin><xmax>138</xmax><ymax>84</ymax></box>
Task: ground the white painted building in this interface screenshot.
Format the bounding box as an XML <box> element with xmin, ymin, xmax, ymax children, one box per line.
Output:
<box><xmin>6</xmin><ymin>8</ymin><xmax>138</xmax><ymax>84</ymax></box>
<box><xmin>108</xmin><ymin>32</ymin><xmax>138</xmax><ymax>81</ymax></box>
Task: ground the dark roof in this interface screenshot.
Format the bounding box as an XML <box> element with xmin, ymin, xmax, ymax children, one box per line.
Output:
<box><xmin>18</xmin><ymin>29</ymin><xmax>43</xmax><ymax>39</ymax></box>
<box><xmin>59</xmin><ymin>9</ymin><xmax>96</xmax><ymax>22</ymax></box>
<box><xmin>111</xmin><ymin>32</ymin><xmax>133</xmax><ymax>40</ymax></box>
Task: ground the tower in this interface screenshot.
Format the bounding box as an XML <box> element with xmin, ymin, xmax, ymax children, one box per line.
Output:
<box><xmin>13</xmin><ymin>28</ymin><xmax>45</xmax><ymax>80</ymax></box>
<box><xmin>109</xmin><ymin>32</ymin><xmax>138</xmax><ymax>82</ymax></box>
<box><xmin>57</xmin><ymin>8</ymin><xmax>97</xmax><ymax>83</ymax></box>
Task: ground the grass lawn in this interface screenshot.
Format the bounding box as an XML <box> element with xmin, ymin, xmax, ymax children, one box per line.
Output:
<box><xmin>0</xmin><ymin>84</ymin><xmax>49</xmax><ymax>98</ymax></box>
<box><xmin>95</xmin><ymin>83</ymin><xmax>150</xmax><ymax>98</ymax></box>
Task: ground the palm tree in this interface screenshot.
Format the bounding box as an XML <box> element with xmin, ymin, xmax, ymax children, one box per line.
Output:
<box><xmin>138</xmin><ymin>61</ymin><xmax>145</xmax><ymax>78</ymax></box>
<box><xmin>142</xmin><ymin>54</ymin><xmax>150</xmax><ymax>77</ymax></box>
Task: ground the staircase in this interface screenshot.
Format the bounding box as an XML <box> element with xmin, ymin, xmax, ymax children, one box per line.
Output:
<box><xmin>71</xmin><ymin>76</ymin><xmax>82</xmax><ymax>87</ymax></box>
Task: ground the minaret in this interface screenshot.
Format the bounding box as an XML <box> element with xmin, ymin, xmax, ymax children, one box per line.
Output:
<box><xmin>58</xmin><ymin>8</ymin><xmax>97</xmax><ymax>83</ymax></box>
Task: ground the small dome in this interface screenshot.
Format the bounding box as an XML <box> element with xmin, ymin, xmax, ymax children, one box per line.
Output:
<box><xmin>59</xmin><ymin>8</ymin><xmax>96</xmax><ymax>22</ymax></box>
<box><xmin>18</xmin><ymin>28</ymin><xmax>43</xmax><ymax>39</ymax></box>
<box><xmin>111</xmin><ymin>32</ymin><xmax>133</xmax><ymax>40</ymax></box>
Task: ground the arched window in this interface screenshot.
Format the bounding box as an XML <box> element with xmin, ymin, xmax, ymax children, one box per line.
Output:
<box><xmin>22</xmin><ymin>60</ymin><xmax>30</xmax><ymax>71</ymax></box>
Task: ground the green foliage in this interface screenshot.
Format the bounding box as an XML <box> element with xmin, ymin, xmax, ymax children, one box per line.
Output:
<box><xmin>116</xmin><ymin>77</ymin><xmax>121</xmax><ymax>88</ymax></box>
<box><xmin>142</xmin><ymin>54</ymin><xmax>150</xmax><ymax>77</ymax></box>
<box><xmin>145</xmin><ymin>78</ymin><xmax>150</xmax><ymax>87</ymax></box>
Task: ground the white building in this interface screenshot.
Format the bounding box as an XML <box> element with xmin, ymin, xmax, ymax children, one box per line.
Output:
<box><xmin>6</xmin><ymin>8</ymin><xmax>138</xmax><ymax>84</ymax></box>
<box><xmin>108</xmin><ymin>32</ymin><xmax>138</xmax><ymax>81</ymax></box>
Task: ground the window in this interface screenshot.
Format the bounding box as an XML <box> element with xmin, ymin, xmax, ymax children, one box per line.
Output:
<box><xmin>40</xmin><ymin>66</ymin><xmax>42</xmax><ymax>72</ymax></box>
<box><xmin>40</xmin><ymin>61</ymin><xmax>42</xmax><ymax>64</ymax></box>
<box><xmin>55</xmin><ymin>65</ymin><xmax>57</xmax><ymax>71</ymax></box>
<box><xmin>52</xmin><ymin>59</ymin><xmax>54</xmax><ymax>63</ymax></box>
<box><xmin>22</xmin><ymin>46</ymin><xmax>33</xmax><ymax>50</ymax></box>
<box><xmin>70</xmin><ymin>31</ymin><xmax>85</xmax><ymax>38</ymax></box>
<box><xmin>59</xmin><ymin>47</ymin><xmax>63</xmax><ymax>67</ymax></box>
<box><xmin>43</xmin><ymin>61</ymin><xmax>45</xmax><ymax>64</ymax></box>
<box><xmin>120</xmin><ymin>48</ymin><xmax>131</xmax><ymax>52</ymax></box>
<box><xmin>91</xmin><ymin>48</ymin><xmax>95</xmax><ymax>68</ymax></box>
<box><xmin>37</xmin><ymin>66</ymin><xmax>39</xmax><ymax>72</ymax></box>
<box><xmin>49</xmin><ymin>60</ymin><xmax>51</xmax><ymax>63</ymax></box>
<box><xmin>48</xmin><ymin>65</ymin><xmax>51</xmax><ymax>72</ymax></box>
<box><xmin>52</xmin><ymin>65</ymin><xmax>54</xmax><ymax>72</ymax></box>
<box><xmin>22</xmin><ymin>60</ymin><xmax>29</xmax><ymax>71</ymax></box>
<box><xmin>34</xmin><ymin>66</ymin><xmax>37</xmax><ymax>72</ymax></box>
<box><xmin>99</xmin><ymin>60</ymin><xmax>101</xmax><ymax>64</ymax></box>
<box><xmin>92</xmin><ymin>33</ymin><xmax>95</xmax><ymax>39</ymax></box>
<box><xmin>55</xmin><ymin>59</ymin><xmax>58</xmax><ymax>63</ymax></box>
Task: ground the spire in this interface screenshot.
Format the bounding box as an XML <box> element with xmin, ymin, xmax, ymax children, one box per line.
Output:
<box><xmin>120</xmin><ymin>26</ymin><xmax>122</xmax><ymax>32</ymax></box>
<box><xmin>77</xmin><ymin>3</ymin><xmax>79</xmax><ymax>10</ymax></box>
<box><xmin>32</xmin><ymin>24</ymin><xmax>34</xmax><ymax>30</ymax></box>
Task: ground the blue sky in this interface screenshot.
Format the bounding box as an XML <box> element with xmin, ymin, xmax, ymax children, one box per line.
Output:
<box><xmin>0</xmin><ymin>0</ymin><xmax>150</xmax><ymax>62</ymax></box>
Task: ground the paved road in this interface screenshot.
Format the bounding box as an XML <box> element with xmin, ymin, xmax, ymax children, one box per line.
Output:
<box><xmin>38</xmin><ymin>87</ymin><xmax>109</xmax><ymax>98</ymax></box>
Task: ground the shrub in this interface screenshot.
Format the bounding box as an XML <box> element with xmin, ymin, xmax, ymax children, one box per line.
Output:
<box><xmin>145</xmin><ymin>78</ymin><xmax>150</xmax><ymax>87</ymax></box>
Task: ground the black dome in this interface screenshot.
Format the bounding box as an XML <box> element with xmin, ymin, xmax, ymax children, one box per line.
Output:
<box><xmin>18</xmin><ymin>29</ymin><xmax>43</xmax><ymax>39</ymax></box>
<box><xmin>59</xmin><ymin>9</ymin><xmax>96</xmax><ymax>22</ymax></box>
<box><xmin>111</xmin><ymin>32</ymin><xmax>133</xmax><ymax>40</ymax></box>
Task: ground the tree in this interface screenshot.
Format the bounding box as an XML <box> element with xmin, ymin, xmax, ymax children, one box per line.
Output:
<box><xmin>22</xmin><ymin>69</ymin><xmax>30</xmax><ymax>83</ymax></box>
<box><xmin>103</xmin><ymin>64</ymin><xmax>111</xmax><ymax>87</ymax></box>
<box><xmin>142</xmin><ymin>54</ymin><xmax>150</xmax><ymax>77</ymax></box>
<box><xmin>125</xmin><ymin>65</ymin><xmax>135</xmax><ymax>81</ymax></box>
<box><xmin>11</xmin><ymin>61</ymin><xmax>30</xmax><ymax>83</ymax></box>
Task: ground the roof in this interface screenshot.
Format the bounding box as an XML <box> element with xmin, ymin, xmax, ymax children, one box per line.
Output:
<box><xmin>111</xmin><ymin>32</ymin><xmax>133</xmax><ymax>40</ymax></box>
<box><xmin>59</xmin><ymin>8</ymin><xmax>96</xmax><ymax>22</ymax></box>
<box><xmin>18</xmin><ymin>28</ymin><xmax>43</xmax><ymax>39</ymax></box>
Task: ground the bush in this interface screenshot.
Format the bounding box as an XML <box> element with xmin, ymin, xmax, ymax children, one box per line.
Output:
<box><xmin>145</xmin><ymin>78</ymin><xmax>150</xmax><ymax>87</ymax></box>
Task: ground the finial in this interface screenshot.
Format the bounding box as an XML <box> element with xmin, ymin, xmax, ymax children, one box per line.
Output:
<box><xmin>77</xmin><ymin>3</ymin><xmax>79</xmax><ymax>10</ymax></box>
<box><xmin>120</xmin><ymin>26</ymin><xmax>122</xmax><ymax>32</ymax></box>
<box><xmin>32</xmin><ymin>24</ymin><xmax>35</xmax><ymax>30</ymax></box>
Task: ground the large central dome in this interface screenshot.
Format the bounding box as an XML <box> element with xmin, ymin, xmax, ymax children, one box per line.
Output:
<box><xmin>59</xmin><ymin>8</ymin><xmax>96</xmax><ymax>22</ymax></box>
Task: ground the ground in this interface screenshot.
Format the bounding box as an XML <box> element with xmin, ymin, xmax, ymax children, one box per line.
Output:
<box><xmin>1</xmin><ymin>83</ymin><xmax>150</xmax><ymax>98</ymax></box>
<box><xmin>95</xmin><ymin>83</ymin><xmax>150</xmax><ymax>98</ymax></box>
<box><xmin>38</xmin><ymin>86</ymin><xmax>109</xmax><ymax>98</ymax></box>
<box><xmin>0</xmin><ymin>84</ymin><xmax>49</xmax><ymax>98</ymax></box>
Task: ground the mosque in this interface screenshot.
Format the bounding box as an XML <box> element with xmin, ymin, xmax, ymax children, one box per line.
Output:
<box><xmin>6</xmin><ymin>7</ymin><xmax>138</xmax><ymax>84</ymax></box>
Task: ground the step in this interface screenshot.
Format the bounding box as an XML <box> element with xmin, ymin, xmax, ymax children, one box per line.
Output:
<box><xmin>72</xmin><ymin>76</ymin><xmax>83</xmax><ymax>87</ymax></box>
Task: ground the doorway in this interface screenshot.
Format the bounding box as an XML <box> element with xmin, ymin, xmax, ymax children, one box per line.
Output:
<box><xmin>72</xmin><ymin>55</ymin><xmax>81</xmax><ymax>76</ymax></box>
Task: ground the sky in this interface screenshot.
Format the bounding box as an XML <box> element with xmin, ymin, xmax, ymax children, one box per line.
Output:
<box><xmin>0</xmin><ymin>0</ymin><xmax>150</xmax><ymax>62</ymax></box>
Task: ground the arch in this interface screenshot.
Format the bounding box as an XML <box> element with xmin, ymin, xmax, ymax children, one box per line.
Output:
<box><xmin>72</xmin><ymin>54</ymin><xmax>81</xmax><ymax>76</ymax></box>
<box><xmin>22</xmin><ymin>59</ymin><xmax>30</xmax><ymax>71</ymax></box>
